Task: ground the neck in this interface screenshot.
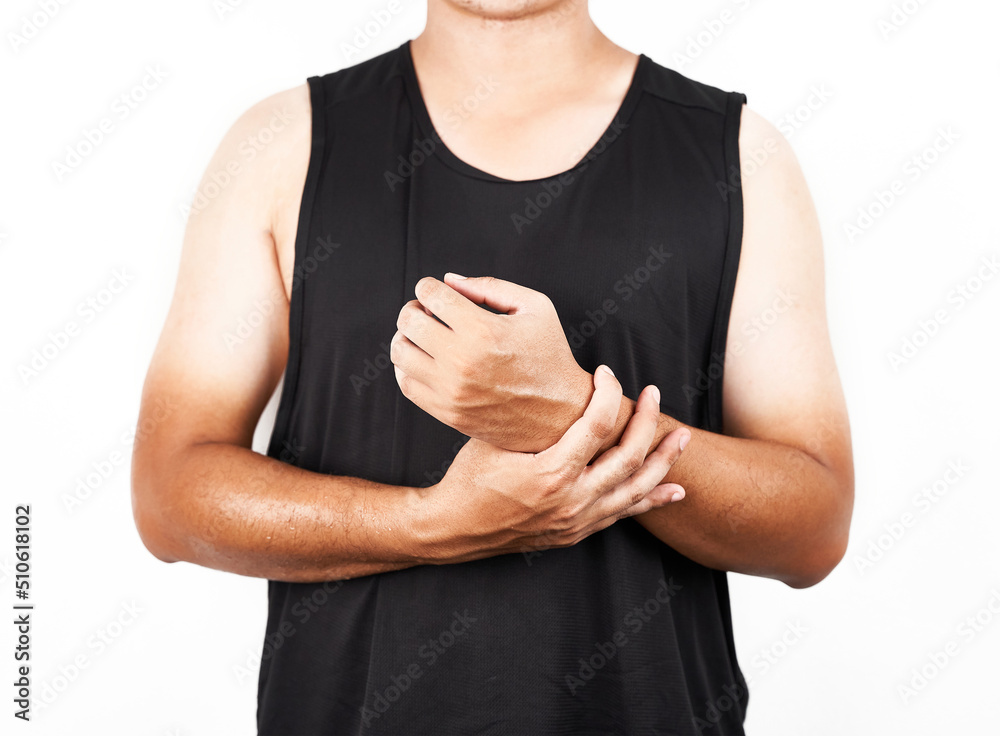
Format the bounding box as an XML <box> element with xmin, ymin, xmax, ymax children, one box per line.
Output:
<box><xmin>412</xmin><ymin>0</ymin><xmax>625</xmax><ymax>113</ymax></box>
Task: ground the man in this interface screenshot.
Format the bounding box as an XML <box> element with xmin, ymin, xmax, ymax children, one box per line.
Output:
<box><xmin>132</xmin><ymin>1</ymin><xmax>853</xmax><ymax>734</ymax></box>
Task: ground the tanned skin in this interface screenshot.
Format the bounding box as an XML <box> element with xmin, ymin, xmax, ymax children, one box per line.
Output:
<box><xmin>132</xmin><ymin>0</ymin><xmax>853</xmax><ymax>590</ymax></box>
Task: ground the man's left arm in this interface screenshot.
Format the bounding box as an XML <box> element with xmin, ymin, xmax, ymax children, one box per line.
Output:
<box><xmin>588</xmin><ymin>105</ymin><xmax>854</xmax><ymax>589</ymax></box>
<box><xmin>391</xmin><ymin>106</ymin><xmax>853</xmax><ymax>589</ymax></box>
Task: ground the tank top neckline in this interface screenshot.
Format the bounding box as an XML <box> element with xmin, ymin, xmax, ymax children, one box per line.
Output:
<box><xmin>398</xmin><ymin>40</ymin><xmax>647</xmax><ymax>185</ymax></box>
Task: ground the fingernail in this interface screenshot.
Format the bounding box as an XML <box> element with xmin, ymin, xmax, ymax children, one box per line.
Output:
<box><xmin>679</xmin><ymin>431</ymin><xmax>690</xmax><ymax>451</ymax></box>
<box><xmin>670</xmin><ymin>490</ymin><xmax>685</xmax><ymax>503</ymax></box>
<box><xmin>599</xmin><ymin>365</ymin><xmax>615</xmax><ymax>377</ymax></box>
<box><xmin>651</xmin><ymin>386</ymin><xmax>660</xmax><ymax>405</ymax></box>
<box><xmin>447</xmin><ymin>272</ymin><xmax>467</xmax><ymax>280</ymax></box>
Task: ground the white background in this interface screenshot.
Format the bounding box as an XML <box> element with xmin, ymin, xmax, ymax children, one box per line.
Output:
<box><xmin>2</xmin><ymin>0</ymin><xmax>998</xmax><ymax>734</ymax></box>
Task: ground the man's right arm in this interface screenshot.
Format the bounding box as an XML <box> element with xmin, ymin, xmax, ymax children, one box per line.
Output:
<box><xmin>131</xmin><ymin>86</ymin><xmax>687</xmax><ymax>584</ymax></box>
<box><xmin>130</xmin><ymin>85</ymin><xmax>431</xmax><ymax>582</ymax></box>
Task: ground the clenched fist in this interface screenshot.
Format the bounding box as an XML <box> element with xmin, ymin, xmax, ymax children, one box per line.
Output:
<box><xmin>391</xmin><ymin>273</ymin><xmax>592</xmax><ymax>452</ymax></box>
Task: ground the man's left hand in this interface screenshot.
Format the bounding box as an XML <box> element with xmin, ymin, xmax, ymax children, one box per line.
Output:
<box><xmin>391</xmin><ymin>273</ymin><xmax>592</xmax><ymax>453</ymax></box>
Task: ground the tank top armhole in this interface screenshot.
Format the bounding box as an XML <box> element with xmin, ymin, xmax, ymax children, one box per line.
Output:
<box><xmin>705</xmin><ymin>91</ymin><xmax>747</xmax><ymax>436</ymax></box>
<box><xmin>266</xmin><ymin>75</ymin><xmax>327</xmax><ymax>459</ymax></box>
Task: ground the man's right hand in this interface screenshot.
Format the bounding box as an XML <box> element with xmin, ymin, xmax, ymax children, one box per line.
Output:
<box><xmin>421</xmin><ymin>365</ymin><xmax>690</xmax><ymax>563</ymax></box>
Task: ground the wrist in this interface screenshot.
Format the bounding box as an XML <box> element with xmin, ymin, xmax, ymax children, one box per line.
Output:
<box><xmin>597</xmin><ymin>395</ymin><xmax>634</xmax><ymax>455</ymax></box>
<box><xmin>399</xmin><ymin>483</ymin><xmax>450</xmax><ymax>565</ymax></box>
<box><xmin>561</xmin><ymin>365</ymin><xmax>595</xmax><ymax>432</ymax></box>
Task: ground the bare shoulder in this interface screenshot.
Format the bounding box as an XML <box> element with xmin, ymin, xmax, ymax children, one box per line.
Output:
<box><xmin>254</xmin><ymin>85</ymin><xmax>312</xmax><ymax>292</ymax></box>
<box><xmin>732</xmin><ymin>103</ymin><xmax>824</xmax><ymax>300</ymax></box>
<box><xmin>222</xmin><ymin>83</ymin><xmax>313</xmax><ymax>296</ymax></box>
<box><xmin>736</xmin><ymin>104</ymin><xmax>812</xmax><ymax>201</ymax></box>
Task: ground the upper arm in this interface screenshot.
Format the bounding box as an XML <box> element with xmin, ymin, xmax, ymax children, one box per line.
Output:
<box><xmin>722</xmin><ymin>105</ymin><xmax>853</xmax><ymax>483</ymax></box>
<box><xmin>133</xmin><ymin>84</ymin><xmax>311</xmax><ymax>475</ymax></box>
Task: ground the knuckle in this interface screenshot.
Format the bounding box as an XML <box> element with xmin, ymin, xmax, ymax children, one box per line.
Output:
<box><xmin>539</xmin><ymin>465</ymin><xmax>571</xmax><ymax>498</ymax></box>
<box><xmin>396</xmin><ymin>307</ymin><xmax>413</xmax><ymax>333</ymax></box>
<box><xmin>447</xmin><ymin>378</ymin><xmax>471</xmax><ymax>406</ymax></box>
<box><xmin>474</xmin><ymin>320</ymin><xmax>496</xmax><ymax>345</ymax></box>
<box><xmin>558</xmin><ymin>500</ymin><xmax>585</xmax><ymax>527</ymax></box>
<box><xmin>589</xmin><ymin>417</ymin><xmax>616</xmax><ymax>440</ymax></box>
<box><xmin>415</xmin><ymin>276</ymin><xmax>436</xmax><ymax>298</ymax></box>
<box><xmin>551</xmin><ymin>462</ymin><xmax>576</xmax><ymax>487</ymax></box>
<box><xmin>622</xmin><ymin>448</ymin><xmax>645</xmax><ymax>473</ymax></box>
<box><xmin>389</xmin><ymin>334</ymin><xmax>404</xmax><ymax>363</ymax></box>
<box><xmin>451</xmin><ymin>352</ymin><xmax>473</xmax><ymax>376</ymax></box>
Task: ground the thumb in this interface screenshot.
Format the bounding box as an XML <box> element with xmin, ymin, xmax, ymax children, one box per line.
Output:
<box><xmin>443</xmin><ymin>273</ymin><xmax>535</xmax><ymax>315</ymax></box>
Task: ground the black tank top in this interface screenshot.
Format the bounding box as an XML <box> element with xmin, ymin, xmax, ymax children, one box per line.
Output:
<box><xmin>258</xmin><ymin>40</ymin><xmax>749</xmax><ymax>736</ymax></box>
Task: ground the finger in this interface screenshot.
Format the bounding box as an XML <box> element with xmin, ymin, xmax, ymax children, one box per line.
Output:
<box><xmin>588</xmin><ymin>429</ymin><xmax>690</xmax><ymax>520</ymax></box>
<box><xmin>389</xmin><ymin>331</ymin><xmax>436</xmax><ymax>385</ymax></box>
<box><xmin>397</xmin><ymin>299</ymin><xmax>452</xmax><ymax>357</ymax></box>
<box><xmin>394</xmin><ymin>365</ymin><xmax>439</xmax><ymax>413</ymax></box>
<box><xmin>586</xmin><ymin>385</ymin><xmax>661</xmax><ymax>488</ymax></box>
<box><xmin>574</xmin><ymin>482</ymin><xmax>685</xmax><ymax>541</ymax></box>
<box><xmin>413</xmin><ymin>277</ymin><xmax>480</xmax><ymax>329</ymax></box>
<box><xmin>442</xmin><ymin>273</ymin><xmax>536</xmax><ymax>315</ymax></box>
<box><xmin>544</xmin><ymin>366</ymin><xmax>622</xmax><ymax>470</ymax></box>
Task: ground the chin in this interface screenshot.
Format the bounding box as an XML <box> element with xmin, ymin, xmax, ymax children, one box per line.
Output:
<box><xmin>443</xmin><ymin>0</ymin><xmax>576</xmax><ymax>22</ymax></box>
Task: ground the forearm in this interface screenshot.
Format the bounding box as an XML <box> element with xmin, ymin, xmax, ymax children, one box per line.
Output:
<box><xmin>133</xmin><ymin>442</ymin><xmax>436</xmax><ymax>583</ymax></box>
<box><xmin>603</xmin><ymin>398</ymin><xmax>853</xmax><ymax>587</ymax></box>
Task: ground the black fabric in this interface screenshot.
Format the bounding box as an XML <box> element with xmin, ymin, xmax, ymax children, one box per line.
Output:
<box><xmin>257</xmin><ymin>40</ymin><xmax>749</xmax><ymax>736</ymax></box>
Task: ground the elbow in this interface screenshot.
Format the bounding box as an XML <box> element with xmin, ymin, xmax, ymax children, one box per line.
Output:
<box><xmin>783</xmin><ymin>478</ymin><xmax>854</xmax><ymax>589</ymax></box>
<box><xmin>131</xmin><ymin>461</ymin><xmax>183</xmax><ymax>564</ymax></box>
<box><xmin>782</xmin><ymin>536</ymin><xmax>847</xmax><ymax>589</ymax></box>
